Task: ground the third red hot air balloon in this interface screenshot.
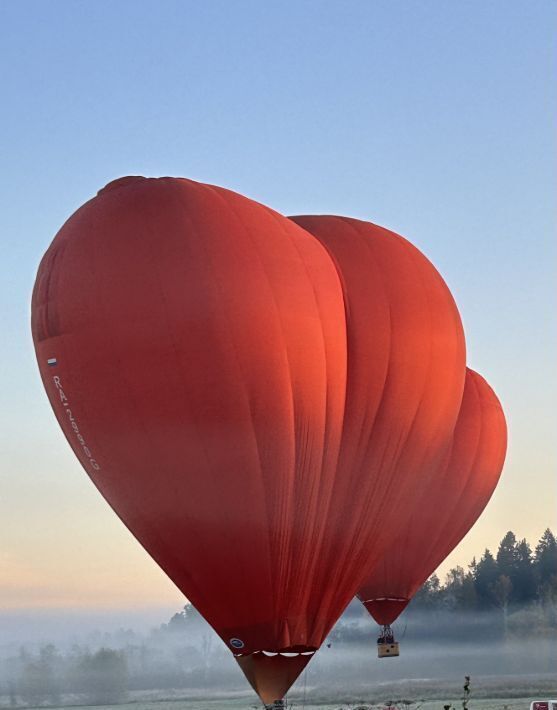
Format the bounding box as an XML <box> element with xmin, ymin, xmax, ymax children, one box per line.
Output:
<box><xmin>357</xmin><ymin>368</ymin><xmax>507</xmax><ymax>657</ymax></box>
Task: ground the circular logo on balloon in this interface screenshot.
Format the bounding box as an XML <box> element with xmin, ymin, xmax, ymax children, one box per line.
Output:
<box><xmin>229</xmin><ymin>638</ymin><xmax>245</xmax><ymax>649</ymax></box>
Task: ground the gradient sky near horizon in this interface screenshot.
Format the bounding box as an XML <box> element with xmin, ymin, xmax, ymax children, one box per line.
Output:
<box><xmin>1</xmin><ymin>1</ymin><xmax>555</xmax><ymax>617</ymax></box>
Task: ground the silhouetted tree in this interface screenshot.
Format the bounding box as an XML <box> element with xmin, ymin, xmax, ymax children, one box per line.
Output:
<box><xmin>496</xmin><ymin>531</ymin><xmax>520</xmax><ymax>590</ymax></box>
<box><xmin>535</xmin><ymin>529</ymin><xmax>557</xmax><ymax>587</ymax></box>
<box><xmin>70</xmin><ymin>648</ymin><xmax>128</xmax><ymax>704</ymax></box>
<box><xmin>18</xmin><ymin>644</ymin><xmax>61</xmax><ymax>707</ymax></box>
<box><xmin>491</xmin><ymin>574</ymin><xmax>513</xmax><ymax>630</ymax></box>
<box><xmin>474</xmin><ymin>549</ymin><xmax>499</xmax><ymax>608</ymax></box>
<box><xmin>513</xmin><ymin>539</ymin><xmax>537</xmax><ymax>603</ymax></box>
<box><xmin>442</xmin><ymin>566</ymin><xmax>466</xmax><ymax>610</ymax></box>
<box><xmin>459</xmin><ymin>571</ymin><xmax>478</xmax><ymax>609</ymax></box>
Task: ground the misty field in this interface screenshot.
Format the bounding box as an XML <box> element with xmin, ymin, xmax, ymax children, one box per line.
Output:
<box><xmin>14</xmin><ymin>703</ymin><xmax>541</xmax><ymax>710</ymax></box>
<box><xmin>16</xmin><ymin>696</ymin><xmax>553</xmax><ymax>710</ymax></box>
<box><xmin>13</xmin><ymin>672</ymin><xmax>557</xmax><ymax>710</ymax></box>
<box><xmin>2</xmin><ymin>600</ymin><xmax>555</xmax><ymax>710</ymax></box>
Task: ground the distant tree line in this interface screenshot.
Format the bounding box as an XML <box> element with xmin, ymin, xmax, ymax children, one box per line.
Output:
<box><xmin>411</xmin><ymin>528</ymin><xmax>557</xmax><ymax>613</ymax></box>
<box><xmin>0</xmin><ymin>604</ymin><xmax>240</xmax><ymax>707</ymax></box>
<box><xmin>328</xmin><ymin>529</ymin><xmax>557</xmax><ymax>645</ymax></box>
<box><xmin>5</xmin><ymin>646</ymin><xmax>127</xmax><ymax>707</ymax></box>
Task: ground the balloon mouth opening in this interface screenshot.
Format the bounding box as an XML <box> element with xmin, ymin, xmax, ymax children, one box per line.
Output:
<box><xmin>234</xmin><ymin>648</ymin><xmax>317</xmax><ymax>658</ymax></box>
<box><xmin>361</xmin><ymin>596</ymin><xmax>408</xmax><ymax>603</ymax></box>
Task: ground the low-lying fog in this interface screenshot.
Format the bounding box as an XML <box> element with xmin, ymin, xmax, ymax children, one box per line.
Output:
<box><xmin>0</xmin><ymin>601</ymin><xmax>555</xmax><ymax>706</ymax></box>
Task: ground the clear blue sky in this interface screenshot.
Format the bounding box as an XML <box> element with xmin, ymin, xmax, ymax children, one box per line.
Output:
<box><xmin>1</xmin><ymin>1</ymin><xmax>555</xmax><ymax>611</ymax></box>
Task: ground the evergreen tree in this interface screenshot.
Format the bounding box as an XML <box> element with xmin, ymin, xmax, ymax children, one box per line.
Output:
<box><xmin>496</xmin><ymin>531</ymin><xmax>519</xmax><ymax>586</ymax></box>
<box><xmin>402</xmin><ymin>529</ymin><xmax>555</xmax><ymax>613</ymax></box>
<box><xmin>535</xmin><ymin>529</ymin><xmax>557</xmax><ymax>587</ymax></box>
<box><xmin>474</xmin><ymin>549</ymin><xmax>499</xmax><ymax>608</ymax></box>
<box><xmin>460</xmin><ymin>572</ymin><xmax>478</xmax><ymax>610</ymax></box>
<box><xmin>513</xmin><ymin>539</ymin><xmax>537</xmax><ymax>603</ymax></box>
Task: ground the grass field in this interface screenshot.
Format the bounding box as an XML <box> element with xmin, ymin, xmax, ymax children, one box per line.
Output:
<box><xmin>16</xmin><ymin>699</ymin><xmax>548</xmax><ymax>710</ymax></box>
<box><xmin>14</xmin><ymin>673</ymin><xmax>556</xmax><ymax>710</ymax></box>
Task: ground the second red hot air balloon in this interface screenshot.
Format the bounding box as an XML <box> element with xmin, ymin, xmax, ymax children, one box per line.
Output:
<box><xmin>357</xmin><ymin>368</ymin><xmax>507</xmax><ymax>657</ymax></box>
<box><xmin>290</xmin><ymin>214</ymin><xmax>467</xmax><ymax>596</ymax></box>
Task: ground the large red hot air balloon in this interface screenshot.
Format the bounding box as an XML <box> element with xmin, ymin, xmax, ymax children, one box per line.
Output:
<box><xmin>32</xmin><ymin>182</ymin><xmax>465</xmax><ymax>705</ymax></box>
<box><xmin>357</xmin><ymin>367</ymin><xmax>507</xmax><ymax>653</ymax></box>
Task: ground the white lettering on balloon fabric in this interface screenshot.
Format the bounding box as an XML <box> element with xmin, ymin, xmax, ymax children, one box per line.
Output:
<box><xmin>52</xmin><ymin>375</ymin><xmax>101</xmax><ymax>471</ymax></box>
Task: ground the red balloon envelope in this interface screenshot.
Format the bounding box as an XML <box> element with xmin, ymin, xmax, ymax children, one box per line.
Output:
<box><xmin>32</xmin><ymin>182</ymin><xmax>465</xmax><ymax>704</ymax></box>
<box><xmin>358</xmin><ymin>367</ymin><xmax>507</xmax><ymax>628</ymax></box>
<box><xmin>290</xmin><ymin>215</ymin><xmax>466</xmax><ymax>588</ymax></box>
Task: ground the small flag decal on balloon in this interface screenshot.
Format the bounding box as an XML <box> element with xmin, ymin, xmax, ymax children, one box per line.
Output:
<box><xmin>47</xmin><ymin>358</ymin><xmax>57</xmax><ymax>367</ymax></box>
